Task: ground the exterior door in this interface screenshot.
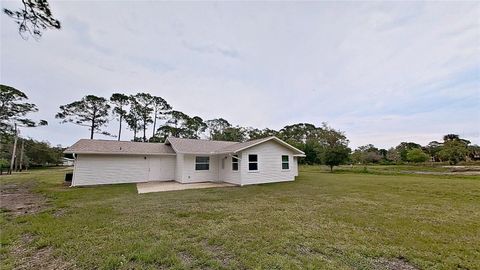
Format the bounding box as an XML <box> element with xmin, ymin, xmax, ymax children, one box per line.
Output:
<box><xmin>148</xmin><ymin>156</ymin><xmax>162</xmax><ymax>181</ymax></box>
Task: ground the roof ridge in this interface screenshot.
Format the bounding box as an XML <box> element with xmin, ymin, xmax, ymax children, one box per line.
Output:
<box><xmin>213</xmin><ymin>136</ymin><xmax>304</xmax><ymax>155</ymax></box>
<box><xmin>64</xmin><ymin>139</ymin><xmax>175</xmax><ymax>155</ymax></box>
<box><xmin>79</xmin><ymin>139</ymin><xmax>167</xmax><ymax>145</ymax></box>
<box><xmin>167</xmin><ymin>137</ymin><xmax>238</xmax><ymax>143</ymax></box>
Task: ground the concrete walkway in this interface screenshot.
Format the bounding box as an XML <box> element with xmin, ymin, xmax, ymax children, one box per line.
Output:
<box><xmin>137</xmin><ymin>181</ymin><xmax>236</xmax><ymax>194</ymax></box>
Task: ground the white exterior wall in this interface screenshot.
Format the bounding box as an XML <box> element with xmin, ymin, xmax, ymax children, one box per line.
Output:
<box><xmin>175</xmin><ymin>153</ymin><xmax>184</xmax><ymax>182</ymax></box>
<box><xmin>148</xmin><ymin>155</ymin><xmax>176</xmax><ymax>181</ymax></box>
<box><xmin>293</xmin><ymin>157</ymin><xmax>299</xmax><ymax>176</ymax></box>
<box><xmin>218</xmin><ymin>154</ymin><xmax>242</xmax><ymax>185</ymax></box>
<box><xmin>179</xmin><ymin>154</ymin><xmax>220</xmax><ymax>183</ymax></box>
<box><xmin>238</xmin><ymin>140</ymin><xmax>299</xmax><ymax>186</ymax></box>
<box><xmin>72</xmin><ymin>154</ymin><xmax>175</xmax><ymax>186</ymax></box>
<box><xmin>71</xmin><ymin>139</ymin><xmax>301</xmax><ymax>186</ymax></box>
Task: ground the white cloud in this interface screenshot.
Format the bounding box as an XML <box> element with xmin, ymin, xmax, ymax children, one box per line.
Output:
<box><xmin>1</xmin><ymin>1</ymin><xmax>478</xmax><ymax>148</ymax></box>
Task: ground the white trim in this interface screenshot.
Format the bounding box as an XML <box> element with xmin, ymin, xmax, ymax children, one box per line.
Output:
<box><xmin>194</xmin><ymin>156</ymin><xmax>210</xmax><ymax>171</ymax></box>
<box><xmin>231</xmin><ymin>154</ymin><xmax>239</xmax><ymax>172</ymax></box>
<box><xmin>64</xmin><ymin>151</ymin><xmax>176</xmax><ymax>156</ymax></box>
<box><xmin>248</xmin><ymin>154</ymin><xmax>259</xmax><ymax>172</ymax></box>
<box><xmin>281</xmin><ymin>155</ymin><xmax>290</xmax><ymax>170</ymax></box>
<box><xmin>230</xmin><ymin>154</ymin><xmax>241</xmax><ymax>160</ymax></box>
<box><xmin>231</xmin><ymin>137</ymin><xmax>305</xmax><ymax>155</ymax></box>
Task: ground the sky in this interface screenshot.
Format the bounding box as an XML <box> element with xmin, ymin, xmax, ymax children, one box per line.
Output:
<box><xmin>1</xmin><ymin>1</ymin><xmax>479</xmax><ymax>149</ymax></box>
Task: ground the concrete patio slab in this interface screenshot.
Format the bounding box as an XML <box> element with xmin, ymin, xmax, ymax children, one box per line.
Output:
<box><xmin>137</xmin><ymin>181</ymin><xmax>236</xmax><ymax>194</ymax></box>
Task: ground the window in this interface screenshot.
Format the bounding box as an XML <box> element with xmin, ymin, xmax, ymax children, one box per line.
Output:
<box><xmin>282</xmin><ymin>155</ymin><xmax>289</xmax><ymax>170</ymax></box>
<box><xmin>232</xmin><ymin>155</ymin><xmax>239</xmax><ymax>171</ymax></box>
<box><xmin>195</xmin><ymin>156</ymin><xmax>210</xmax><ymax>170</ymax></box>
<box><xmin>248</xmin><ymin>154</ymin><xmax>258</xmax><ymax>171</ymax></box>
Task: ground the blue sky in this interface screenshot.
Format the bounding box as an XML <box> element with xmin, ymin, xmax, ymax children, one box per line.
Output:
<box><xmin>1</xmin><ymin>1</ymin><xmax>479</xmax><ymax>148</ymax></box>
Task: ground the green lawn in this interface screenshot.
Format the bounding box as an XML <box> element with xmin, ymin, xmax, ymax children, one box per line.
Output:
<box><xmin>1</xmin><ymin>167</ymin><xmax>479</xmax><ymax>269</ymax></box>
<box><xmin>303</xmin><ymin>164</ymin><xmax>462</xmax><ymax>174</ymax></box>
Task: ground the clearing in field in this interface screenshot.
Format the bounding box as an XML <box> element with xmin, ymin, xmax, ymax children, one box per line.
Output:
<box><xmin>0</xmin><ymin>167</ymin><xmax>479</xmax><ymax>269</ymax></box>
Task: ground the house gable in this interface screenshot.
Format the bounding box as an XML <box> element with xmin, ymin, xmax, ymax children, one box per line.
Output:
<box><xmin>236</xmin><ymin>140</ymin><xmax>299</xmax><ymax>185</ymax></box>
<box><xmin>216</xmin><ymin>136</ymin><xmax>305</xmax><ymax>156</ymax></box>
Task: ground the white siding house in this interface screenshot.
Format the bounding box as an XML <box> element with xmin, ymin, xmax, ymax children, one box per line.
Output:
<box><xmin>235</xmin><ymin>140</ymin><xmax>298</xmax><ymax>185</ymax></box>
<box><xmin>65</xmin><ymin>136</ymin><xmax>305</xmax><ymax>187</ymax></box>
<box><xmin>180</xmin><ymin>154</ymin><xmax>220</xmax><ymax>183</ymax></box>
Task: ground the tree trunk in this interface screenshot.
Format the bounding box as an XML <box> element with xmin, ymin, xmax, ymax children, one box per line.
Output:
<box><xmin>0</xmin><ymin>133</ymin><xmax>2</xmax><ymax>175</ymax></box>
<box><xmin>152</xmin><ymin>109</ymin><xmax>157</xmax><ymax>138</ymax></box>
<box><xmin>15</xmin><ymin>149</ymin><xmax>20</xmax><ymax>172</ymax></box>
<box><xmin>19</xmin><ymin>139</ymin><xmax>24</xmax><ymax>172</ymax></box>
<box><xmin>90</xmin><ymin>109</ymin><xmax>97</xmax><ymax>139</ymax></box>
<box><xmin>143</xmin><ymin>122</ymin><xmax>147</xmax><ymax>142</ymax></box>
<box><xmin>330</xmin><ymin>165</ymin><xmax>333</xmax><ymax>172</ymax></box>
<box><xmin>9</xmin><ymin>124</ymin><xmax>18</xmax><ymax>174</ymax></box>
<box><xmin>118</xmin><ymin>115</ymin><xmax>122</xmax><ymax>141</ymax></box>
<box><xmin>90</xmin><ymin>119</ymin><xmax>95</xmax><ymax>139</ymax></box>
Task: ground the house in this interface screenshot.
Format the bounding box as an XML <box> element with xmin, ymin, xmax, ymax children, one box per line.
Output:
<box><xmin>64</xmin><ymin>136</ymin><xmax>305</xmax><ymax>187</ymax></box>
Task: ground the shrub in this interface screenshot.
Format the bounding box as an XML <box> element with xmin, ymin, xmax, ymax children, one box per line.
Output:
<box><xmin>406</xmin><ymin>148</ymin><xmax>429</xmax><ymax>163</ymax></box>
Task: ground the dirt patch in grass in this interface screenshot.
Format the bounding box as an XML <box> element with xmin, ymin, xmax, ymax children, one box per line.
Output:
<box><xmin>0</xmin><ymin>182</ymin><xmax>47</xmax><ymax>216</ymax></box>
<box><xmin>9</xmin><ymin>234</ymin><xmax>75</xmax><ymax>270</ymax></box>
<box><xmin>400</xmin><ymin>170</ymin><xmax>480</xmax><ymax>176</ymax></box>
<box><xmin>445</xmin><ymin>166</ymin><xmax>480</xmax><ymax>172</ymax></box>
<box><xmin>201</xmin><ymin>240</ymin><xmax>236</xmax><ymax>267</ymax></box>
<box><xmin>178</xmin><ymin>251</ymin><xmax>195</xmax><ymax>266</ymax></box>
<box><xmin>374</xmin><ymin>257</ymin><xmax>419</xmax><ymax>270</ymax></box>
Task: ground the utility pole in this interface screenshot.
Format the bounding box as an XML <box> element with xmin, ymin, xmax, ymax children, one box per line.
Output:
<box><xmin>9</xmin><ymin>123</ymin><xmax>18</xmax><ymax>174</ymax></box>
<box><xmin>19</xmin><ymin>138</ymin><xmax>25</xmax><ymax>171</ymax></box>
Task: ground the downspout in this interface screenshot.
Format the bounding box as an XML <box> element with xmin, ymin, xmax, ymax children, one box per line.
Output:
<box><xmin>70</xmin><ymin>153</ymin><xmax>77</xmax><ymax>187</ymax></box>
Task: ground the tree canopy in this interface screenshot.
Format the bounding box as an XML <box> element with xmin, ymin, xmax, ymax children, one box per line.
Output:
<box><xmin>131</xmin><ymin>93</ymin><xmax>154</xmax><ymax>142</ymax></box>
<box><xmin>3</xmin><ymin>0</ymin><xmax>61</xmax><ymax>39</ymax></box>
<box><xmin>110</xmin><ymin>93</ymin><xmax>130</xmax><ymax>141</ymax></box>
<box><xmin>406</xmin><ymin>148</ymin><xmax>429</xmax><ymax>163</ymax></box>
<box><xmin>55</xmin><ymin>95</ymin><xmax>111</xmax><ymax>139</ymax></box>
<box><xmin>1</xmin><ymin>84</ymin><xmax>47</xmax><ymax>134</ymax></box>
<box><xmin>318</xmin><ymin>124</ymin><xmax>351</xmax><ymax>171</ymax></box>
<box><xmin>151</xmin><ymin>96</ymin><xmax>171</xmax><ymax>138</ymax></box>
<box><xmin>438</xmin><ymin>140</ymin><xmax>469</xmax><ymax>165</ymax></box>
<box><xmin>53</xmin><ymin>91</ymin><xmax>478</xmax><ymax>167</ymax></box>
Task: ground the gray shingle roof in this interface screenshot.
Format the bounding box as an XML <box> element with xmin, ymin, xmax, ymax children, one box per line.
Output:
<box><xmin>215</xmin><ymin>136</ymin><xmax>305</xmax><ymax>155</ymax></box>
<box><xmin>167</xmin><ymin>136</ymin><xmax>305</xmax><ymax>155</ymax></box>
<box><xmin>64</xmin><ymin>139</ymin><xmax>175</xmax><ymax>155</ymax></box>
<box><xmin>214</xmin><ymin>136</ymin><xmax>276</xmax><ymax>153</ymax></box>
<box><xmin>65</xmin><ymin>136</ymin><xmax>305</xmax><ymax>156</ymax></box>
<box><xmin>165</xmin><ymin>137</ymin><xmax>237</xmax><ymax>154</ymax></box>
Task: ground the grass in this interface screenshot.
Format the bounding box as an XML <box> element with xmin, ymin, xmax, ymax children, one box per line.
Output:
<box><xmin>303</xmin><ymin>164</ymin><xmax>457</xmax><ymax>174</ymax></box>
<box><xmin>1</xmin><ymin>167</ymin><xmax>479</xmax><ymax>269</ymax></box>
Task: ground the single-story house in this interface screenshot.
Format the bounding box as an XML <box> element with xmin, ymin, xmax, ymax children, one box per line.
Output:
<box><xmin>64</xmin><ymin>136</ymin><xmax>305</xmax><ymax>187</ymax></box>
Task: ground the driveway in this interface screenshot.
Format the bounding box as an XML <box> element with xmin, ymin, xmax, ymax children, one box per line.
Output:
<box><xmin>137</xmin><ymin>181</ymin><xmax>236</xmax><ymax>194</ymax></box>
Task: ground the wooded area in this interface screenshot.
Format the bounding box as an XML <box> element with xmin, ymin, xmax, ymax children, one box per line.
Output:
<box><xmin>1</xmin><ymin>85</ymin><xmax>479</xmax><ymax>174</ymax></box>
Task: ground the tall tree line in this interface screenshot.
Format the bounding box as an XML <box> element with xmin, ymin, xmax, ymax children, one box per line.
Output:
<box><xmin>1</xmin><ymin>84</ymin><xmax>49</xmax><ymax>173</ymax></box>
<box><xmin>350</xmin><ymin>134</ymin><xmax>480</xmax><ymax>165</ymax></box>
<box><xmin>54</xmin><ymin>93</ymin><xmax>353</xmax><ymax>168</ymax></box>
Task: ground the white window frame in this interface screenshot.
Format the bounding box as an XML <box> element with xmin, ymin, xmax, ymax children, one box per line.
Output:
<box><xmin>282</xmin><ymin>155</ymin><xmax>289</xmax><ymax>170</ymax></box>
<box><xmin>232</xmin><ymin>155</ymin><xmax>239</xmax><ymax>171</ymax></box>
<box><xmin>248</xmin><ymin>154</ymin><xmax>258</xmax><ymax>171</ymax></box>
<box><xmin>195</xmin><ymin>156</ymin><xmax>210</xmax><ymax>171</ymax></box>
